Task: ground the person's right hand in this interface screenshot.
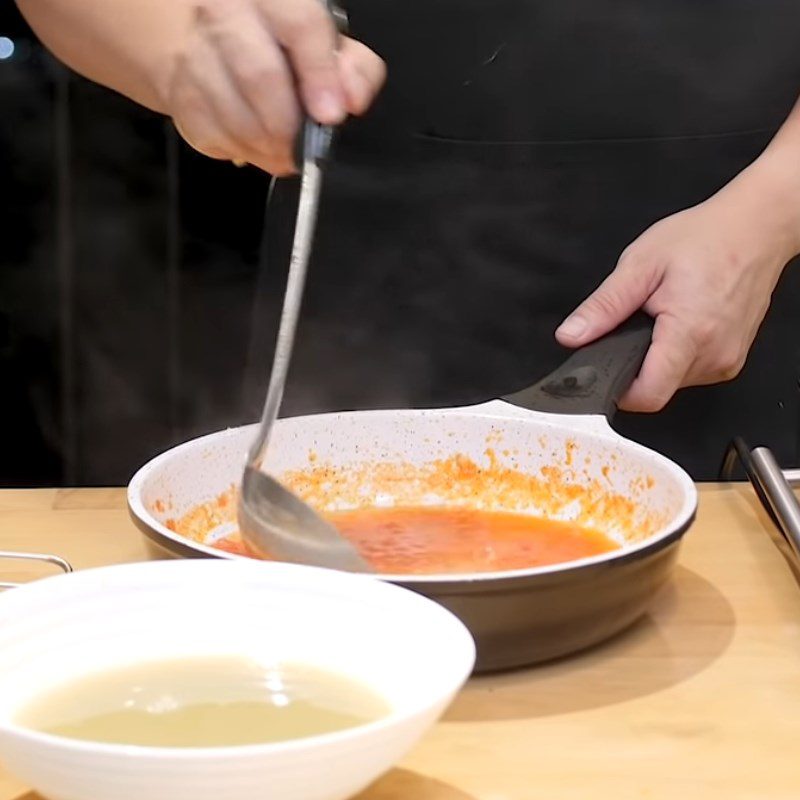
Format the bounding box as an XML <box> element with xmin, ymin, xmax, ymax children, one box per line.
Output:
<box><xmin>163</xmin><ymin>0</ymin><xmax>386</xmax><ymax>175</ymax></box>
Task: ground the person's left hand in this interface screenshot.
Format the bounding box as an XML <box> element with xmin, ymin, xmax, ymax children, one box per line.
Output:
<box><xmin>555</xmin><ymin>163</ymin><xmax>800</xmax><ymax>413</ymax></box>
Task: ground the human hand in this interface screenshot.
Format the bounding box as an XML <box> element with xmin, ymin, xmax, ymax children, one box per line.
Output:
<box><xmin>162</xmin><ymin>0</ymin><xmax>385</xmax><ymax>175</ymax></box>
<box><xmin>555</xmin><ymin>163</ymin><xmax>800</xmax><ymax>412</ymax></box>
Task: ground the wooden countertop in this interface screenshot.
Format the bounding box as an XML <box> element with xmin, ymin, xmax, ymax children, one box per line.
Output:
<box><xmin>1</xmin><ymin>485</ymin><xmax>799</xmax><ymax>800</ymax></box>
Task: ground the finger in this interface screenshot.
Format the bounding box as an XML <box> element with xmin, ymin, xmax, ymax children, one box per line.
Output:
<box><xmin>182</xmin><ymin>40</ymin><xmax>295</xmax><ymax>175</ymax></box>
<box><xmin>259</xmin><ymin>0</ymin><xmax>346</xmax><ymax>125</ymax></box>
<box><xmin>555</xmin><ymin>252</ymin><xmax>661</xmax><ymax>347</ymax></box>
<box><xmin>209</xmin><ymin>14</ymin><xmax>301</xmax><ymax>171</ymax></box>
<box><xmin>618</xmin><ymin>314</ymin><xmax>697</xmax><ymax>413</ymax></box>
<box><xmin>337</xmin><ymin>37</ymin><xmax>386</xmax><ymax>115</ymax></box>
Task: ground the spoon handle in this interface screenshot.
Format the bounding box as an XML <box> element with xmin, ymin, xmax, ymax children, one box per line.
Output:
<box><xmin>248</xmin><ymin>2</ymin><xmax>346</xmax><ymax>466</ymax></box>
<box><xmin>248</xmin><ymin>156</ymin><xmax>324</xmax><ymax>466</ymax></box>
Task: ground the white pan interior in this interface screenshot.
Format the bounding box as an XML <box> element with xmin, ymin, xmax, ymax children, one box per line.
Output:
<box><xmin>128</xmin><ymin>401</ymin><xmax>697</xmax><ymax>581</ymax></box>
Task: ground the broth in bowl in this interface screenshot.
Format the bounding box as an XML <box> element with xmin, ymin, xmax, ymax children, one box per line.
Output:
<box><xmin>16</xmin><ymin>656</ymin><xmax>390</xmax><ymax>748</ymax></box>
<box><xmin>0</xmin><ymin>560</ymin><xmax>476</xmax><ymax>800</ymax></box>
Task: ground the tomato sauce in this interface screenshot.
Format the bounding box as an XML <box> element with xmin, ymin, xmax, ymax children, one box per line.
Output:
<box><xmin>326</xmin><ymin>507</ymin><xmax>618</xmax><ymax>574</ymax></box>
<box><xmin>214</xmin><ymin>506</ymin><xmax>618</xmax><ymax>574</ymax></box>
<box><xmin>212</xmin><ymin>537</ymin><xmax>249</xmax><ymax>557</ymax></box>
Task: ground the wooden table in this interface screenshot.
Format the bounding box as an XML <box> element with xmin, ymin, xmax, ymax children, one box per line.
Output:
<box><xmin>1</xmin><ymin>485</ymin><xmax>799</xmax><ymax>800</ymax></box>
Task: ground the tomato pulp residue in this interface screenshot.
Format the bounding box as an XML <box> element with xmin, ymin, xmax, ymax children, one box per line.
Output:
<box><xmin>279</xmin><ymin>450</ymin><xmax>655</xmax><ymax>540</ymax></box>
<box><xmin>158</xmin><ymin>446</ymin><xmax>661</xmax><ymax>573</ymax></box>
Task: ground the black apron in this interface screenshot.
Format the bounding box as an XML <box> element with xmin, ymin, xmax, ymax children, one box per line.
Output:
<box><xmin>246</xmin><ymin>0</ymin><xmax>800</xmax><ymax>479</ymax></box>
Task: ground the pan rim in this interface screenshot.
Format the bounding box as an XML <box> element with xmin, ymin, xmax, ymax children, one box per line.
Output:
<box><xmin>127</xmin><ymin>408</ymin><xmax>698</xmax><ymax>584</ymax></box>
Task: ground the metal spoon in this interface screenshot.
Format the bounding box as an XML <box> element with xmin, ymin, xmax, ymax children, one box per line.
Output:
<box><xmin>237</xmin><ymin>120</ymin><xmax>372</xmax><ymax>574</ymax></box>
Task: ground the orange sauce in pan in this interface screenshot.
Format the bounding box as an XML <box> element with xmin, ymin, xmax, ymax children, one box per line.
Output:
<box><xmin>210</xmin><ymin>506</ymin><xmax>619</xmax><ymax>574</ymax></box>
<box><xmin>212</xmin><ymin>537</ymin><xmax>249</xmax><ymax>557</ymax></box>
<box><xmin>328</xmin><ymin>507</ymin><xmax>618</xmax><ymax>574</ymax></box>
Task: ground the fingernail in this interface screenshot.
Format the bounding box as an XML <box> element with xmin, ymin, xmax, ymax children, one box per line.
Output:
<box><xmin>557</xmin><ymin>315</ymin><xmax>588</xmax><ymax>340</ymax></box>
<box><xmin>310</xmin><ymin>90</ymin><xmax>345</xmax><ymax>124</ymax></box>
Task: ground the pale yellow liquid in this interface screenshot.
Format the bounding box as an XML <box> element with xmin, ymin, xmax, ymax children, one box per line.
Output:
<box><xmin>15</xmin><ymin>656</ymin><xmax>390</xmax><ymax>747</ymax></box>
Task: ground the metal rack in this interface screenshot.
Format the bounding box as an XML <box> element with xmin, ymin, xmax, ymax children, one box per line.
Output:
<box><xmin>0</xmin><ymin>551</ymin><xmax>72</xmax><ymax>590</ymax></box>
<box><xmin>720</xmin><ymin>438</ymin><xmax>800</xmax><ymax>580</ymax></box>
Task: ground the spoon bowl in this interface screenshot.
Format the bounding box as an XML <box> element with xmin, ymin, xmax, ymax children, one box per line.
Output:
<box><xmin>238</xmin><ymin>465</ymin><xmax>373</xmax><ymax>572</ymax></box>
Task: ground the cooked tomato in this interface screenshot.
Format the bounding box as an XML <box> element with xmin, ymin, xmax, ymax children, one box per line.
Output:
<box><xmin>324</xmin><ymin>506</ymin><xmax>618</xmax><ymax>574</ymax></box>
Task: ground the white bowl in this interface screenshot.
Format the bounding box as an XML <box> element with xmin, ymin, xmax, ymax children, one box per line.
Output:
<box><xmin>0</xmin><ymin>560</ymin><xmax>475</xmax><ymax>800</ymax></box>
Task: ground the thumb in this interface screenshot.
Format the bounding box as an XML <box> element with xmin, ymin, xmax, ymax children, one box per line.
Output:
<box><xmin>555</xmin><ymin>255</ymin><xmax>659</xmax><ymax>347</ymax></box>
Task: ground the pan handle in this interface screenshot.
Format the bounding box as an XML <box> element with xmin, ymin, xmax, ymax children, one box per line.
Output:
<box><xmin>502</xmin><ymin>312</ymin><xmax>654</xmax><ymax>419</ymax></box>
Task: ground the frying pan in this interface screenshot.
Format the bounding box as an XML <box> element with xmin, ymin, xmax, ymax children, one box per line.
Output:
<box><xmin>128</xmin><ymin>314</ymin><xmax>697</xmax><ymax>672</ymax></box>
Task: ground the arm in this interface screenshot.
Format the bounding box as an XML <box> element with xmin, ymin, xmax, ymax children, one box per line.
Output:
<box><xmin>556</xmin><ymin>96</ymin><xmax>800</xmax><ymax>412</ymax></box>
<box><xmin>15</xmin><ymin>0</ymin><xmax>385</xmax><ymax>174</ymax></box>
<box><xmin>15</xmin><ymin>0</ymin><xmax>189</xmax><ymax>113</ymax></box>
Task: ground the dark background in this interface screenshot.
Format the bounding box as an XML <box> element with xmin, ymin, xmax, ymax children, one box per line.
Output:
<box><xmin>2</xmin><ymin>3</ymin><xmax>799</xmax><ymax>487</ymax></box>
<box><xmin>1</xmin><ymin>5</ymin><xmax>273</xmax><ymax>486</ymax></box>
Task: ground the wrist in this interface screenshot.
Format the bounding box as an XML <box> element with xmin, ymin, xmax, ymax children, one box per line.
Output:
<box><xmin>731</xmin><ymin>145</ymin><xmax>800</xmax><ymax>264</ymax></box>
